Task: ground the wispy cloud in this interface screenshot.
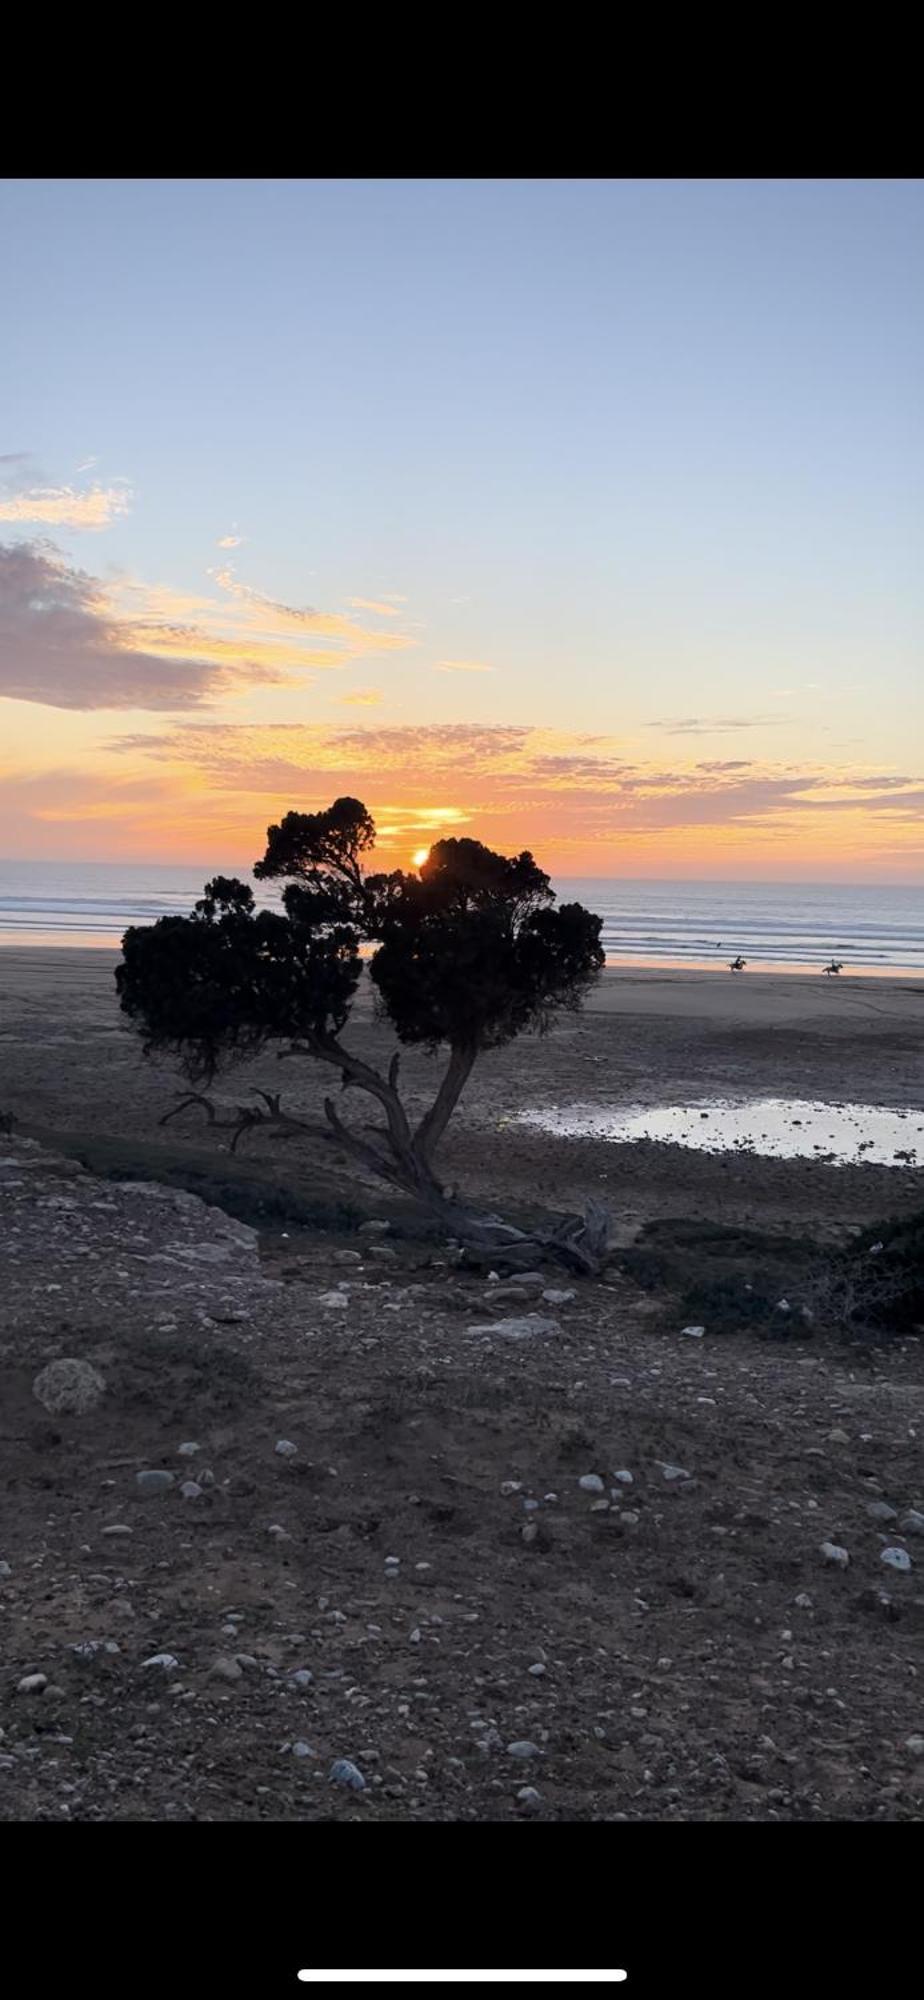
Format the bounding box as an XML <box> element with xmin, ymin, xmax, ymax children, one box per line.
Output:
<box><xmin>0</xmin><ymin>477</ymin><xmax>132</xmax><ymax>530</ymax></box>
<box><xmin>349</xmin><ymin>598</ymin><xmax>401</xmax><ymax>618</ymax></box>
<box><xmin>337</xmin><ymin>687</ymin><xmax>384</xmax><ymax>706</ymax></box>
<box><xmin>645</xmin><ymin>715</ymin><xmax>791</xmax><ymax>734</ymax></box>
<box><xmin>216</xmin><ymin>534</ymin><xmax>244</xmax><ymax>549</ymax></box>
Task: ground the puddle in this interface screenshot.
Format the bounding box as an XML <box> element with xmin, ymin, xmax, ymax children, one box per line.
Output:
<box><xmin>518</xmin><ymin>1098</ymin><xmax>923</xmax><ymax>1167</ymax></box>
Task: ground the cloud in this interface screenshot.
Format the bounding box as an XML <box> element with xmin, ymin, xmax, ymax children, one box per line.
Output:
<box><xmin>337</xmin><ymin>688</ymin><xmax>384</xmax><ymax>706</ymax></box>
<box><xmin>0</xmin><ymin>542</ymin><xmax>286</xmax><ymax>711</ymax></box>
<box><xmin>435</xmin><ymin>659</ymin><xmax>494</xmax><ymax>673</ymax></box>
<box><xmin>0</xmin><ymin>456</ymin><xmax>132</xmax><ymax>530</ymax></box>
<box><xmin>349</xmin><ymin>598</ymin><xmax>401</xmax><ymax>618</ymax></box>
<box><xmin>1</xmin><ymin>543</ymin><xmax>421</xmax><ymax>711</ymax></box>
<box><xmin>216</xmin><ymin>534</ymin><xmax>244</xmax><ymax>549</ymax></box>
<box><xmin>645</xmin><ymin>715</ymin><xmax>790</xmax><ymax>734</ymax></box>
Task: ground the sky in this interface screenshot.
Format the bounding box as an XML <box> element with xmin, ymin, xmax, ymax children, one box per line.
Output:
<box><xmin>1</xmin><ymin>177</ymin><xmax>921</xmax><ymax>879</ymax></box>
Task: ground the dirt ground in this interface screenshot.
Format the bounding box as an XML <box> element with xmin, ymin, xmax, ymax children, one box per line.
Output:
<box><xmin>1</xmin><ymin>953</ymin><xmax>922</xmax><ymax>1821</ymax></box>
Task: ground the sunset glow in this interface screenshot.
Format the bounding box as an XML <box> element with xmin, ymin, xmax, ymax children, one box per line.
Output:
<box><xmin>1</xmin><ymin>180</ymin><xmax>920</xmax><ymax>881</ymax></box>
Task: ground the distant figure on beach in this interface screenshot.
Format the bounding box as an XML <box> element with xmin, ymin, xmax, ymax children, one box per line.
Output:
<box><xmin>823</xmin><ymin>959</ymin><xmax>844</xmax><ymax>976</ymax></box>
<box><xmin>729</xmin><ymin>955</ymin><xmax>746</xmax><ymax>973</ymax></box>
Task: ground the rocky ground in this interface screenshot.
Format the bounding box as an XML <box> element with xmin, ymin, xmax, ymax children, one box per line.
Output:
<box><xmin>2</xmin><ymin>1125</ymin><xmax>922</xmax><ymax>1822</ymax></box>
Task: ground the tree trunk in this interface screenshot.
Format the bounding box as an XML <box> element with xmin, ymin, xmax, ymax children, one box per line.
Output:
<box><xmin>414</xmin><ymin>1043</ymin><xmax>477</xmax><ymax>1163</ymax></box>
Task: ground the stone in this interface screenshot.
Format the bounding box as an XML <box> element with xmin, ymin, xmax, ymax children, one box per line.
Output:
<box><xmin>900</xmin><ymin>1511</ymin><xmax>924</xmax><ymax>1536</ymax></box>
<box><xmin>0</xmin><ymin>1561</ymin><xmax>12</xmax><ymax>1578</ymax></box>
<box><xmin>289</xmin><ymin>1669</ymin><xmax>314</xmax><ymax>1689</ymax></box>
<box><xmin>542</xmin><ymin>1289</ymin><xmax>575</xmax><ymax>1305</ymax></box>
<box><xmin>136</xmin><ymin>1469</ymin><xmax>175</xmax><ymax>1494</ymax></box>
<box><xmin>177</xmin><ymin>1442</ymin><xmax>201</xmax><ymax>1457</ymax></box>
<box><xmin>32</xmin><ymin>1358</ymin><xmax>105</xmax><ymax>1415</ymax></box>
<box><xmin>820</xmin><ymin>1542</ymin><xmax>850</xmax><ymax>1567</ymax></box>
<box><xmin>578</xmin><ymin>1474</ymin><xmax>605</xmax><ymax>1494</ymax></box>
<box><xmin>318</xmin><ymin>1290</ymin><xmax>349</xmax><ymax>1308</ymax></box>
<box><xmin>507</xmin><ymin>1740</ymin><xmax>542</xmax><ymax>1759</ymax></box>
<box><xmin>329</xmin><ymin>1758</ymin><xmax>366</xmax><ymax>1790</ymax></box>
<box><xmin>500</xmin><ymin>1481</ymin><xmax>522</xmax><ymax>1496</ymax></box>
<box><xmin>143</xmin><ymin>1653</ymin><xmax>179</xmax><ymax>1669</ymax></box>
<box><xmin>358</xmin><ymin>1220</ymin><xmax>391</xmax><ymax>1236</ymax></box>
<box><xmin>291</xmin><ymin>1740</ymin><xmax>317</xmax><ymax>1759</ymax></box>
<box><xmin>274</xmin><ymin>1439</ymin><xmax>298</xmax><ymax>1457</ymax></box>
<box><xmin>17</xmin><ymin>1673</ymin><xmax>47</xmax><ymax>1694</ymax></box>
<box><xmin>101</xmin><ymin>1524</ymin><xmax>133</xmax><ymax>1537</ymax></box>
<box><xmin>866</xmin><ymin>1502</ymin><xmax>898</xmax><ymax>1523</ymax></box>
<box><xmin>211</xmin><ymin>1656</ymin><xmax>243</xmax><ymax>1682</ymax></box>
<box><xmin>658</xmin><ymin>1463</ymin><xmax>691</xmax><ymax>1482</ymax></box>
<box><xmin>612</xmin><ymin>1469</ymin><xmax>634</xmax><ymax>1485</ymax></box>
<box><xmin>904</xmin><ymin>1735</ymin><xmax>924</xmax><ymax>1758</ymax></box>
<box><xmin>180</xmin><ymin>1480</ymin><xmax>203</xmax><ymax>1500</ymax></box>
<box><xmin>682</xmin><ymin>1325</ymin><xmax>705</xmax><ymax>1338</ymax></box>
<box><xmin>516</xmin><ymin>1785</ymin><xmax>542</xmax><ymax>1808</ymax></box>
<box><xmin>466</xmin><ymin>1315</ymin><xmax>561</xmax><ymax>1341</ymax></box>
<box><xmin>881</xmin><ymin>1547</ymin><xmax>912</xmax><ymax>1573</ymax></box>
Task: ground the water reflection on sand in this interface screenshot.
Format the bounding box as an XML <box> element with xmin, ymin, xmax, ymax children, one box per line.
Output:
<box><xmin>518</xmin><ymin>1098</ymin><xmax>923</xmax><ymax>1167</ymax></box>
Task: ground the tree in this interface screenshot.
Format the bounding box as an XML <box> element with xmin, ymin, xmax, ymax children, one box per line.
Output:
<box><xmin>116</xmin><ymin>799</ymin><xmax>607</xmax><ymax>1271</ymax></box>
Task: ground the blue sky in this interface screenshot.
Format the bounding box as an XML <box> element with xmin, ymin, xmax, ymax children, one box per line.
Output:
<box><xmin>1</xmin><ymin>178</ymin><xmax>921</xmax><ymax>873</ymax></box>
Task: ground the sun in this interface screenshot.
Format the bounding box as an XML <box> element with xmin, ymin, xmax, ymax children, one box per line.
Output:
<box><xmin>412</xmin><ymin>846</ymin><xmax>430</xmax><ymax>869</ymax></box>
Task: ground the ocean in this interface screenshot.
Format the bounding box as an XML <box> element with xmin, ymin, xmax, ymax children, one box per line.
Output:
<box><xmin>0</xmin><ymin>862</ymin><xmax>920</xmax><ymax>975</ymax></box>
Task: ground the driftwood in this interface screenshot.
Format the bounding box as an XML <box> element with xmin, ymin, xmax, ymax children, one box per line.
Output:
<box><xmin>158</xmin><ymin>1077</ymin><xmax>612</xmax><ymax>1278</ymax></box>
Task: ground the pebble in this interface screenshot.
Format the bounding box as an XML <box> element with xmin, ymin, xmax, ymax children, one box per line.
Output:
<box><xmin>0</xmin><ymin>1561</ymin><xmax>11</xmax><ymax>1578</ymax></box>
<box><xmin>136</xmin><ymin>1470</ymin><xmax>175</xmax><ymax>1494</ymax></box>
<box><xmin>866</xmin><ymin>1502</ymin><xmax>898</xmax><ymax>1523</ymax></box>
<box><xmin>267</xmin><ymin>1524</ymin><xmax>290</xmax><ymax>1540</ymax></box>
<box><xmin>180</xmin><ymin>1480</ymin><xmax>203</xmax><ymax>1500</ymax></box>
<box><xmin>612</xmin><ymin>1470</ymin><xmax>634</xmax><ymax>1486</ymax></box>
<box><xmin>17</xmin><ymin>1674</ymin><xmax>47</xmax><ymax>1694</ymax></box>
<box><xmin>291</xmin><ymin>1741</ymin><xmax>317</xmax><ymax>1759</ymax></box>
<box><xmin>528</xmin><ymin>1663</ymin><xmax>546</xmax><ymax>1677</ymax></box>
<box><xmin>620</xmin><ymin>1510</ymin><xmax>640</xmax><ymax>1526</ymax></box>
<box><xmin>177</xmin><ymin>1442</ymin><xmax>201</xmax><ymax>1457</ymax></box>
<box><xmin>516</xmin><ymin>1786</ymin><xmax>542</xmax><ymax>1809</ymax></box>
<box><xmin>274</xmin><ymin>1440</ymin><xmax>298</xmax><ymax>1458</ymax></box>
<box><xmin>318</xmin><ymin>1291</ymin><xmax>349</xmax><ymax>1308</ymax></box>
<box><xmin>289</xmin><ymin>1669</ymin><xmax>314</xmax><ymax>1689</ymax></box>
<box><xmin>500</xmin><ymin>1481</ymin><xmax>522</xmax><ymax>1496</ymax></box>
<box><xmin>820</xmin><ymin>1542</ymin><xmax>850</xmax><ymax>1567</ymax></box>
<box><xmin>900</xmin><ymin>1511</ymin><xmax>924</xmax><ymax>1536</ymax></box>
<box><xmin>542</xmin><ymin>1289</ymin><xmax>575</xmax><ymax>1305</ymax></box>
<box><xmin>521</xmin><ymin>1523</ymin><xmax>539</xmax><ymax>1545</ymax></box>
<box><xmin>211</xmin><ymin>1656</ymin><xmax>243</xmax><ymax>1682</ymax></box>
<box><xmin>507</xmin><ymin>1740</ymin><xmax>542</xmax><ymax>1759</ymax></box>
<box><xmin>682</xmin><ymin>1325</ymin><xmax>705</xmax><ymax>1338</ymax></box>
<box><xmin>329</xmin><ymin>1758</ymin><xmax>366</xmax><ymax>1790</ymax></box>
<box><xmin>142</xmin><ymin>1653</ymin><xmax>179</xmax><ymax>1669</ymax></box>
<box><xmin>881</xmin><ymin>1547</ymin><xmax>912</xmax><ymax>1573</ymax></box>
<box><xmin>102</xmin><ymin>1524</ymin><xmax>133</xmax><ymax>1537</ymax></box>
<box><xmin>904</xmin><ymin>1735</ymin><xmax>924</xmax><ymax>1758</ymax></box>
<box><xmin>578</xmin><ymin>1474</ymin><xmax>605</xmax><ymax>1493</ymax></box>
<box><xmin>467</xmin><ymin>1315</ymin><xmax>561</xmax><ymax>1341</ymax></box>
<box><xmin>659</xmin><ymin>1463</ymin><xmax>691</xmax><ymax>1482</ymax></box>
<box><xmin>794</xmin><ymin>1593</ymin><xmax>814</xmax><ymax>1609</ymax></box>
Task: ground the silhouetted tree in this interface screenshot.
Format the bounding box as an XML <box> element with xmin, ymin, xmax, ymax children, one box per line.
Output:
<box><xmin>117</xmin><ymin>799</ymin><xmax>607</xmax><ymax>1269</ymax></box>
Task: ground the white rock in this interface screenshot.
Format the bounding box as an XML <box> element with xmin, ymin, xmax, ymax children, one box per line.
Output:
<box><xmin>578</xmin><ymin>1474</ymin><xmax>605</xmax><ymax>1493</ymax></box>
<box><xmin>143</xmin><ymin>1653</ymin><xmax>179</xmax><ymax>1669</ymax></box>
<box><xmin>507</xmin><ymin>1740</ymin><xmax>542</xmax><ymax>1758</ymax></box>
<box><xmin>17</xmin><ymin>1674</ymin><xmax>47</xmax><ymax>1694</ymax></box>
<box><xmin>274</xmin><ymin>1439</ymin><xmax>298</xmax><ymax>1457</ymax></box>
<box><xmin>612</xmin><ymin>1469</ymin><xmax>634</xmax><ymax>1486</ymax></box>
<box><xmin>658</xmin><ymin>1463</ymin><xmax>691</xmax><ymax>1482</ymax></box>
<box><xmin>542</xmin><ymin>1289</ymin><xmax>575</xmax><ymax>1305</ymax></box>
<box><xmin>466</xmin><ymin>1315</ymin><xmax>561</xmax><ymax>1341</ymax></box>
<box><xmin>904</xmin><ymin>1735</ymin><xmax>924</xmax><ymax>1758</ymax></box>
<box><xmin>682</xmin><ymin>1325</ymin><xmax>705</xmax><ymax>1338</ymax></box>
<box><xmin>177</xmin><ymin>1441</ymin><xmax>201</xmax><ymax>1457</ymax></box>
<box><xmin>820</xmin><ymin>1542</ymin><xmax>850</xmax><ymax>1567</ymax></box>
<box><xmin>291</xmin><ymin>1740</ymin><xmax>317</xmax><ymax>1759</ymax></box>
<box><xmin>881</xmin><ymin>1546</ymin><xmax>912</xmax><ymax>1573</ymax></box>
<box><xmin>900</xmin><ymin>1510</ymin><xmax>924</xmax><ymax>1536</ymax></box>
<box><xmin>180</xmin><ymin>1480</ymin><xmax>203</xmax><ymax>1500</ymax></box>
<box><xmin>318</xmin><ymin>1290</ymin><xmax>349</xmax><ymax>1308</ymax></box>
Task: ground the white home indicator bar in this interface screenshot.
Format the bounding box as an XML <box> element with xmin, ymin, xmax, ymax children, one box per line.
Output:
<box><xmin>297</xmin><ymin>1976</ymin><xmax>628</xmax><ymax>1986</ymax></box>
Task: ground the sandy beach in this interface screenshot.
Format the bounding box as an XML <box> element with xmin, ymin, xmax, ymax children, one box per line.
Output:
<box><xmin>2</xmin><ymin>950</ymin><xmax>922</xmax><ymax>1824</ymax></box>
